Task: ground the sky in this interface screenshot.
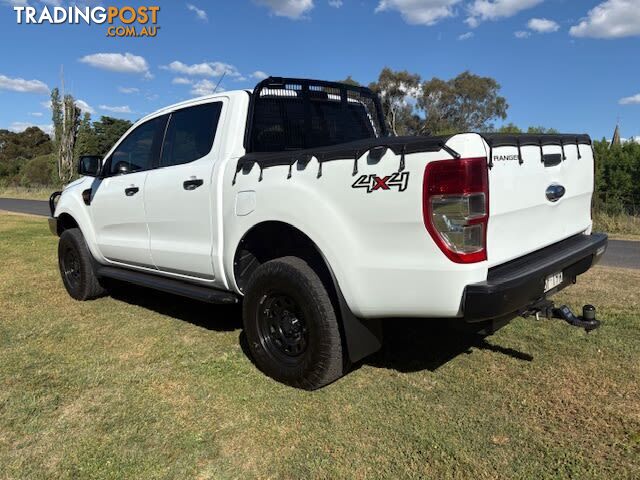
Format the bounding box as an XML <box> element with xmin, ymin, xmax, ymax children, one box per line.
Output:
<box><xmin>0</xmin><ymin>0</ymin><xmax>639</xmax><ymax>141</ymax></box>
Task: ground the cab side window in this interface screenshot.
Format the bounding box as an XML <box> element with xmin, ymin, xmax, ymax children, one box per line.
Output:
<box><xmin>109</xmin><ymin>116</ymin><xmax>166</xmax><ymax>175</ymax></box>
<box><xmin>160</xmin><ymin>102</ymin><xmax>222</xmax><ymax>168</ymax></box>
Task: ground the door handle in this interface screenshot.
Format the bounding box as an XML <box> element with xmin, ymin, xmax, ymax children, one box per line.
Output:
<box><xmin>125</xmin><ymin>186</ymin><xmax>139</xmax><ymax>196</ymax></box>
<box><xmin>183</xmin><ymin>178</ymin><xmax>204</xmax><ymax>191</ymax></box>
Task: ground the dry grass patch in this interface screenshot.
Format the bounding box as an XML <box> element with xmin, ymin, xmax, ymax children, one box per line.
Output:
<box><xmin>593</xmin><ymin>211</ymin><xmax>640</xmax><ymax>237</ymax></box>
<box><xmin>0</xmin><ymin>186</ymin><xmax>55</xmax><ymax>201</ymax></box>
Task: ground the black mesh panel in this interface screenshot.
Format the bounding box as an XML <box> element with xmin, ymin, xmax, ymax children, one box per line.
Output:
<box><xmin>249</xmin><ymin>79</ymin><xmax>385</xmax><ymax>152</ymax></box>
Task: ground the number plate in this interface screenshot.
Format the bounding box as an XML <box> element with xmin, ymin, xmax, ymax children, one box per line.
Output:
<box><xmin>544</xmin><ymin>272</ymin><xmax>563</xmax><ymax>292</ymax></box>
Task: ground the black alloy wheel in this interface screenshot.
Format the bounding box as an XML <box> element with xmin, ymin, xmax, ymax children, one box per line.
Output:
<box><xmin>257</xmin><ymin>292</ymin><xmax>308</xmax><ymax>361</ymax></box>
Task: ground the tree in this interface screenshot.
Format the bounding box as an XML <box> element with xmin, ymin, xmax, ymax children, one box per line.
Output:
<box><xmin>527</xmin><ymin>126</ymin><xmax>559</xmax><ymax>134</ymax></box>
<box><xmin>496</xmin><ymin>123</ymin><xmax>522</xmax><ymax>134</ymax></box>
<box><xmin>91</xmin><ymin>116</ymin><xmax>132</xmax><ymax>156</ymax></box>
<box><xmin>0</xmin><ymin>156</ymin><xmax>28</xmax><ymax>185</ymax></box>
<box><xmin>51</xmin><ymin>88</ymin><xmax>63</xmax><ymax>160</ymax></box>
<box><xmin>337</xmin><ymin>76</ymin><xmax>361</xmax><ymax>86</ymax></box>
<box><xmin>0</xmin><ymin>127</ymin><xmax>53</xmax><ymax>185</ymax></box>
<box><xmin>20</xmin><ymin>154</ymin><xmax>55</xmax><ymax>186</ymax></box>
<box><xmin>51</xmin><ymin>88</ymin><xmax>81</xmax><ymax>182</ymax></box>
<box><xmin>369</xmin><ymin>68</ymin><xmax>422</xmax><ymax>136</ymax></box>
<box><xmin>73</xmin><ymin>114</ymin><xmax>133</xmax><ymax>161</ymax></box>
<box><xmin>74</xmin><ymin>112</ymin><xmax>94</xmax><ymax>160</ymax></box>
<box><xmin>418</xmin><ymin>71</ymin><xmax>508</xmax><ymax>134</ymax></box>
<box><xmin>0</xmin><ymin>127</ymin><xmax>52</xmax><ymax>163</ymax></box>
<box><xmin>494</xmin><ymin>124</ymin><xmax>560</xmax><ymax>134</ymax></box>
<box><xmin>592</xmin><ymin>139</ymin><xmax>640</xmax><ymax>215</ymax></box>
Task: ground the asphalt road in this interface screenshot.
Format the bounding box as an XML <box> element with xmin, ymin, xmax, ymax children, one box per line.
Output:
<box><xmin>1</xmin><ymin>197</ymin><xmax>638</xmax><ymax>270</ymax></box>
<box><xmin>0</xmin><ymin>197</ymin><xmax>50</xmax><ymax>217</ymax></box>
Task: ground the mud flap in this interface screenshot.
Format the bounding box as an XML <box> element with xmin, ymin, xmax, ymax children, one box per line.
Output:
<box><xmin>335</xmin><ymin>285</ymin><xmax>383</xmax><ymax>363</ymax></box>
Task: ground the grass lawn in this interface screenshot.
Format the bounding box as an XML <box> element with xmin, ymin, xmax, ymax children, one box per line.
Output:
<box><xmin>1</xmin><ymin>213</ymin><xmax>638</xmax><ymax>479</ymax></box>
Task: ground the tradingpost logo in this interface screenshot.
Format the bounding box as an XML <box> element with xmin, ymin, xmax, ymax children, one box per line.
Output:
<box><xmin>13</xmin><ymin>4</ymin><xmax>161</xmax><ymax>38</ymax></box>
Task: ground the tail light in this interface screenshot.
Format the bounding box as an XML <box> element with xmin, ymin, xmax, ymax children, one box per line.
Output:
<box><xmin>423</xmin><ymin>157</ymin><xmax>489</xmax><ymax>263</ymax></box>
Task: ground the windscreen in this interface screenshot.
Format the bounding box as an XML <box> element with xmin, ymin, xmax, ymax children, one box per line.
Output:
<box><xmin>248</xmin><ymin>79</ymin><xmax>386</xmax><ymax>152</ymax></box>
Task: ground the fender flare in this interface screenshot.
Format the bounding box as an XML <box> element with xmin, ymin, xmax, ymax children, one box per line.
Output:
<box><xmin>232</xmin><ymin>220</ymin><xmax>382</xmax><ymax>363</ymax></box>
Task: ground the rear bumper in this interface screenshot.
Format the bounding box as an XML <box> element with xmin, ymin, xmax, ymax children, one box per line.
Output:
<box><xmin>463</xmin><ymin>233</ymin><xmax>608</xmax><ymax>322</ymax></box>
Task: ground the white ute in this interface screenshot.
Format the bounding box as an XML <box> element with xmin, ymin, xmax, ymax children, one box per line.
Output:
<box><xmin>50</xmin><ymin>77</ymin><xmax>608</xmax><ymax>389</ymax></box>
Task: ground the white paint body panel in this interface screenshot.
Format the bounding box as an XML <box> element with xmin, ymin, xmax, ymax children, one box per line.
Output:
<box><xmin>223</xmin><ymin>133</ymin><xmax>492</xmax><ymax>318</ymax></box>
<box><xmin>485</xmin><ymin>143</ymin><xmax>593</xmax><ymax>267</ymax></box>
<box><xmin>143</xmin><ymin>98</ymin><xmax>229</xmax><ymax>280</ymax></box>
<box><xmin>54</xmin><ymin>90</ymin><xmax>594</xmax><ymax>320</ymax></box>
<box><xmin>89</xmin><ymin>171</ymin><xmax>153</xmax><ymax>267</ymax></box>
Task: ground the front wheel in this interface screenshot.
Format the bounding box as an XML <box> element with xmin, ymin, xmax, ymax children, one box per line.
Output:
<box><xmin>242</xmin><ymin>256</ymin><xmax>344</xmax><ymax>390</ymax></box>
<box><xmin>58</xmin><ymin>228</ymin><xmax>106</xmax><ymax>301</ymax></box>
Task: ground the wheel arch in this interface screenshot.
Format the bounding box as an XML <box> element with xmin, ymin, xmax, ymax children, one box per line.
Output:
<box><xmin>56</xmin><ymin>212</ymin><xmax>79</xmax><ymax>236</ymax></box>
<box><xmin>233</xmin><ymin>221</ymin><xmax>327</xmax><ymax>294</ymax></box>
<box><xmin>233</xmin><ymin>220</ymin><xmax>382</xmax><ymax>363</ymax></box>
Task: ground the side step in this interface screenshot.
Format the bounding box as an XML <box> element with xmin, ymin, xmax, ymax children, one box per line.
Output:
<box><xmin>97</xmin><ymin>266</ymin><xmax>240</xmax><ymax>305</ymax></box>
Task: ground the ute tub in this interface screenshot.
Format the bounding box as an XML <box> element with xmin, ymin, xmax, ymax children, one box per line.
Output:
<box><xmin>463</xmin><ymin>233</ymin><xmax>608</xmax><ymax>322</ymax></box>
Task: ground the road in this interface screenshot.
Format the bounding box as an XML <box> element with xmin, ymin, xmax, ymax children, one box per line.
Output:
<box><xmin>0</xmin><ymin>197</ymin><xmax>50</xmax><ymax>217</ymax></box>
<box><xmin>1</xmin><ymin>197</ymin><xmax>638</xmax><ymax>269</ymax></box>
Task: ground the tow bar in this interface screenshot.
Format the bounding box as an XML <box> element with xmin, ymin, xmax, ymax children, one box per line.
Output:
<box><xmin>521</xmin><ymin>300</ymin><xmax>600</xmax><ymax>332</ymax></box>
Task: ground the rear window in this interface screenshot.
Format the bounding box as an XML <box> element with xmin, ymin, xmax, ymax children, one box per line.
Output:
<box><xmin>248</xmin><ymin>80</ymin><xmax>385</xmax><ymax>152</ymax></box>
<box><xmin>160</xmin><ymin>102</ymin><xmax>222</xmax><ymax>167</ymax></box>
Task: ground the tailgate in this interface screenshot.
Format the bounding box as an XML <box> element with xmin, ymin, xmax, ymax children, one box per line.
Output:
<box><xmin>483</xmin><ymin>134</ymin><xmax>594</xmax><ymax>267</ymax></box>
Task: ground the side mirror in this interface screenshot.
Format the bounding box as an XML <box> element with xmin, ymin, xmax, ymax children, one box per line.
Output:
<box><xmin>77</xmin><ymin>155</ymin><xmax>102</xmax><ymax>177</ymax></box>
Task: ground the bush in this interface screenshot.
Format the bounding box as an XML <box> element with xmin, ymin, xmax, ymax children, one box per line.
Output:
<box><xmin>593</xmin><ymin>139</ymin><xmax>640</xmax><ymax>216</ymax></box>
<box><xmin>0</xmin><ymin>156</ymin><xmax>28</xmax><ymax>182</ymax></box>
<box><xmin>20</xmin><ymin>154</ymin><xmax>56</xmax><ymax>187</ymax></box>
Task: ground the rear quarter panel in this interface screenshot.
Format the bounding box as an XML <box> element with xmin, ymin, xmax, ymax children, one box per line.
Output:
<box><xmin>222</xmin><ymin>133</ymin><xmax>489</xmax><ymax>318</ymax></box>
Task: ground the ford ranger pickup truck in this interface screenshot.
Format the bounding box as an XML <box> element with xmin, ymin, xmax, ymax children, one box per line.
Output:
<box><xmin>49</xmin><ymin>77</ymin><xmax>608</xmax><ymax>389</ymax></box>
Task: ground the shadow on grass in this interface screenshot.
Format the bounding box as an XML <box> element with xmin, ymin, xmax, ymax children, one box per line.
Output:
<box><xmin>365</xmin><ymin>319</ymin><xmax>533</xmax><ymax>374</ymax></box>
<box><xmin>107</xmin><ymin>281</ymin><xmax>243</xmax><ymax>332</ymax></box>
<box><xmin>106</xmin><ymin>282</ymin><xmax>533</xmax><ymax>374</ymax></box>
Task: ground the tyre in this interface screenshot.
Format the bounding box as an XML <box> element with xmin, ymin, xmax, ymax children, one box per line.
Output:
<box><xmin>58</xmin><ymin>228</ymin><xmax>106</xmax><ymax>301</ymax></box>
<box><xmin>242</xmin><ymin>256</ymin><xmax>344</xmax><ymax>390</ymax></box>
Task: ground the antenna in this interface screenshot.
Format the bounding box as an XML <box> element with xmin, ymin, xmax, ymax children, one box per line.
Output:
<box><xmin>212</xmin><ymin>72</ymin><xmax>226</xmax><ymax>95</ymax></box>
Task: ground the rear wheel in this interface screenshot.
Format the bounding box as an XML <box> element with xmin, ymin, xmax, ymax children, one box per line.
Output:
<box><xmin>58</xmin><ymin>228</ymin><xmax>106</xmax><ymax>300</ymax></box>
<box><xmin>242</xmin><ymin>256</ymin><xmax>344</xmax><ymax>390</ymax></box>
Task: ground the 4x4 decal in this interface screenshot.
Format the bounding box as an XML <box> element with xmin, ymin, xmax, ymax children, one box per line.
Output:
<box><xmin>351</xmin><ymin>172</ymin><xmax>410</xmax><ymax>193</ymax></box>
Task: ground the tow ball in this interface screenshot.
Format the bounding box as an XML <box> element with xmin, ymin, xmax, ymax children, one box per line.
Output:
<box><xmin>521</xmin><ymin>301</ymin><xmax>600</xmax><ymax>332</ymax></box>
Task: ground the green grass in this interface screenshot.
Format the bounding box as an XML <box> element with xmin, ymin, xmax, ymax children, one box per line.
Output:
<box><xmin>1</xmin><ymin>213</ymin><xmax>639</xmax><ymax>479</ymax></box>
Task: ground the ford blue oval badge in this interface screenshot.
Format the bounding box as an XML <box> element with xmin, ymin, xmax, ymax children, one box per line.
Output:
<box><xmin>546</xmin><ymin>184</ymin><xmax>566</xmax><ymax>202</ymax></box>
